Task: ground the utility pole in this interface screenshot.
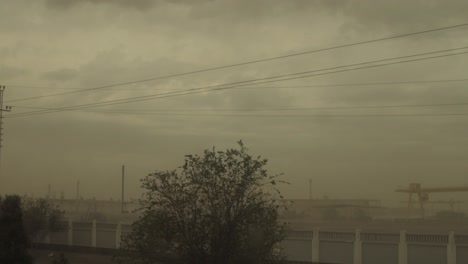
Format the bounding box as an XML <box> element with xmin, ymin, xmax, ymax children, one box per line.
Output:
<box><xmin>75</xmin><ymin>180</ymin><xmax>80</xmax><ymax>217</ymax></box>
<box><xmin>0</xmin><ymin>85</ymin><xmax>12</xmax><ymax>178</ymax></box>
<box><xmin>121</xmin><ymin>165</ymin><xmax>125</xmax><ymax>213</ymax></box>
<box><xmin>309</xmin><ymin>178</ymin><xmax>312</xmax><ymax>200</ymax></box>
<box><xmin>76</xmin><ymin>180</ymin><xmax>80</xmax><ymax>200</ymax></box>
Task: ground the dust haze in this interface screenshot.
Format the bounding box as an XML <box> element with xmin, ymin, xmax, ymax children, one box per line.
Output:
<box><xmin>1</xmin><ymin>0</ymin><xmax>468</xmax><ymax>205</ymax></box>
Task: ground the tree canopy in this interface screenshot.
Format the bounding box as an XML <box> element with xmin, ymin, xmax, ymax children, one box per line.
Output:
<box><xmin>22</xmin><ymin>197</ymin><xmax>65</xmax><ymax>242</ymax></box>
<box><xmin>118</xmin><ymin>141</ymin><xmax>287</xmax><ymax>264</ymax></box>
<box><xmin>0</xmin><ymin>194</ymin><xmax>64</xmax><ymax>264</ymax></box>
<box><xmin>0</xmin><ymin>195</ymin><xmax>34</xmax><ymax>264</ymax></box>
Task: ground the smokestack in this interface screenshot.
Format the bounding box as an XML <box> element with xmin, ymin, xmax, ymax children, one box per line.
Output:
<box><xmin>121</xmin><ymin>165</ymin><xmax>125</xmax><ymax>213</ymax></box>
<box><xmin>76</xmin><ymin>180</ymin><xmax>80</xmax><ymax>200</ymax></box>
<box><xmin>309</xmin><ymin>179</ymin><xmax>312</xmax><ymax>200</ymax></box>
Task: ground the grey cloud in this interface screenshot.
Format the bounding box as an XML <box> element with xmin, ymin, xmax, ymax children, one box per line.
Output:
<box><xmin>44</xmin><ymin>0</ymin><xmax>215</xmax><ymax>10</ymax></box>
<box><xmin>184</xmin><ymin>0</ymin><xmax>467</xmax><ymax>37</ymax></box>
<box><xmin>319</xmin><ymin>0</ymin><xmax>468</xmax><ymax>33</ymax></box>
<box><xmin>0</xmin><ymin>65</ymin><xmax>28</xmax><ymax>81</ymax></box>
<box><xmin>40</xmin><ymin>47</ymin><xmax>297</xmax><ymax>112</ymax></box>
<box><xmin>44</xmin><ymin>68</ymin><xmax>78</xmax><ymax>81</ymax></box>
<box><xmin>0</xmin><ymin>47</ymin><xmax>20</xmax><ymax>60</ymax></box>
<box><xmin>46</xmin><ymin>0</ymin><xmax>157</xmax><ymax>10</ymax></box>
<box><xmin>3</xmin><ymin>0</ymin><xmax>468</xmax><ymax>201</ymax></box>
<box><xmin>178</xmin><ymin>0</ymin><xmax>468</xmax><ymax>33</ymax></box>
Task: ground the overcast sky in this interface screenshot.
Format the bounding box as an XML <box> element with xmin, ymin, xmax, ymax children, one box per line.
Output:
<box><xmin>1</xmin><ymin>0</ymin><xmax>468</xmax><ymax>205</ymax></box>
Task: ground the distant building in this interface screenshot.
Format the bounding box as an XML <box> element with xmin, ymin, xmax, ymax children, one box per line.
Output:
<box><xmin>280</xmin><ymin>198</ymin><xmax>382</xmax><ymax>221</ymax></box>
<box><xmin>48</xmin><ymin>198</ymin><xmax>139</xmax><ymax>223</ymax></box>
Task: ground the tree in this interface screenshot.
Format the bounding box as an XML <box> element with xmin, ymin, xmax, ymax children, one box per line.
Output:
<box><xmin>22</xmin><ymin>197</ymin><xmax>65</xmax><ymax>242</ymax></box>
<box><xmin>117</xmin><ymin>141</ymin><xmax>287</xmax><ymax>264</ymax></box>
<box><xmin>0</xmin><ymin>195</ymin><xmax>33</xmax><ymax>264</ymax></box>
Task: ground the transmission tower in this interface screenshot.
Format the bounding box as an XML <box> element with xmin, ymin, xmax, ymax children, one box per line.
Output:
<box><xmin>0</xmin><ymin>85</ymin><xmax>12</xmax><ymax>176</ymax></box>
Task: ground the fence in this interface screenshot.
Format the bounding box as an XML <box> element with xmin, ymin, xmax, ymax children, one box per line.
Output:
<box><xmin>40</xmin><ymin>220</ymin><xmax>468</xmax><ymax>264</ymax></box>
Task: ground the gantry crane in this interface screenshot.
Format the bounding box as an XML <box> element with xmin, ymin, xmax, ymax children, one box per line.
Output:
<box><xmin>396</xmin><ymin>183</ymin><xmax>468</xmax><ymax>218</ymax></box>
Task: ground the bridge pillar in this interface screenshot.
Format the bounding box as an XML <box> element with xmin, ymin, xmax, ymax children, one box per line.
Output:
<box><xmin>312</xmin><ymin>228</ymin><xmax>320</xmax><ymax>263</ymax></box>
<box><xmin>67</xmin><ymin>219</ymin><xmax>73</xmax><ymax>246</ymax></box>
<box><xmin>116</xmin><ymin>222</ymin><xmax>122</xmax><ymax>249</ymax></box>
<box><xmin>92</xmin><ymin>220</ymin><xmax>97</xmax><ymax>247</ymax></box>
<box><xmin>447</xmin><ymin>231</ymin><xmax>456</xmax><ymax>264</ymax></box>
<box><xmin>354</xmin><ymin>229</ymin><xmax>362</xmax><ymax>264</ymax></box>
<box><xmin>399</xmin><ymin>230</ymin><xmax>407</xmax><ymax>264</ymax></box>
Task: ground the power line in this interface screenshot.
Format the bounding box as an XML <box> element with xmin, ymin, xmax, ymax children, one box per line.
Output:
<box><xmin>11</xmin><ymin>101</ymin><xmax>468</xmax><ymax>113</ymax></box>
<box><xmin>7</xmin><ymin>108</ymin><xmax>468</xmax><ymax>118</ymax></box>
<box><xmin>6</xmin><ymin>46</ymin><xmax>468</xmax><ymax>104</ymax></box>
<box><xmin>7</xmin><ymin>49</ymin><xmax>468</xmax><ymax>118</ymax></box>
<box><xmin>7</xmin><ymin>48</ymin><xmax>468</xmax><ymax>118</ymax></box>
<box><xmin>8</xmin><ymin>85</ymin><xmax>186</xmax><ymax>91</ymax></box>
<box><xmin>5</xmin><ymin>22</ymin><xmax>468</xmax><ymax>101</ymax></box>
<box><xmin>7</xmin><ymin>78</ymin><xmax>468</xmax><ymax>91</ymax></box>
